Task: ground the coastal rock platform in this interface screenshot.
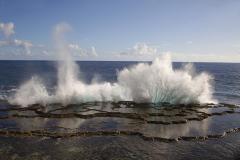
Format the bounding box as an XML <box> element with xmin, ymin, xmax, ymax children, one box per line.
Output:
<box><xmin>1</xmin><ymin>101</ymin><xmax>240</xmax><ymax>159</ymax></box>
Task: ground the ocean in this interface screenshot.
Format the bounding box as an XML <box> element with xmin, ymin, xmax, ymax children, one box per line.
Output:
<box><xmin>0</xmin><ymin>60</ymin><xmax>240</xmax><ymax>104</ymax></box>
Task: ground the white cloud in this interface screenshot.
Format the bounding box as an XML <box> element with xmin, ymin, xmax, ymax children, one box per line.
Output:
<box><xmin>42</xmin><ymin>50</ymin><xmax>49</xmax><ymax>55</ymax></box>
<box><xmin>120</xmin><ymin>43</ymin><xmax>157</xmax><ymax>56</ymax></box>
<box><xmin>0</xmin><ymin>22</ymin><xmax>15</xmax><ymax>38</ymax></box>
<box><xmin>0</xmin><ymin>39</ymin><xmax>33</xmax><ymax>55</ymax></box>
<box><xmin>13</xmin><ymin>39</ymin><xmax>33</xmax><ymax>55</ymax></box>
<box><xmin>68</xmin><ymin>44</ymin><xmax>80</xmax><ymax>50</ymax></box>
<box><xmin>68</xmin><ymin>43</ymin><xmax>98</xmax><ymax>57</ymax></box>
<box><xmin>0</xmin><ymin>21</ymin><xmax>34</xmax><ymax>55</ymax></box>
<box><xmin>186</xmin><ymin>41</ymin><xmax>193</xmax><ymax>44</ymax></box>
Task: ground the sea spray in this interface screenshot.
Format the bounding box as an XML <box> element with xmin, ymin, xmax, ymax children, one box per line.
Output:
<box><xmin>9</xmin><ymin>23</ymin><xmax>216</xmax><ymax>107</ymax></box>
<box><xmin>54</xmin><ymin>23</ymin><xmax>81</xmax><ymax>104</ymax></box>
<box><xmin>10</xmin><ymin>76</ymin><xmax>49</xmax><ymax>106</ymax></box>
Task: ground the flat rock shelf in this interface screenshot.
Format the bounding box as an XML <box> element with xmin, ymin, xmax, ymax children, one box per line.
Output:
<box><xmin>1</xmin><ymin>101</ymin><xmax>240</xmax><ymax>159</ymax></box>
<box><xmin>0</xmin><ymin>101</ymin><xmax>239</xmax><ymax>141</ymax></box>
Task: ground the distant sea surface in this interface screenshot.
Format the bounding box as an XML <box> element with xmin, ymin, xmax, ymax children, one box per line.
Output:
<box><xmin>0</xmin><ymin>61</ymin><xmax>240</xmax><ymax>105</ymax></box>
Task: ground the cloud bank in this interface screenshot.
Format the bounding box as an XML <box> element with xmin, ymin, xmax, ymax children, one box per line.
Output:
<box><xmin>0</xmin><ymin>21</ymin><xmax>98</xmax><ymax>59</ymax></box>
<box><xmin>120</xmin><ymin>43</ymin><xmax>157</xmax><ymax>56</ymax></box>
<box><xmin>0</xmin><ymin>39</ymin><xmax>33</xmax><ymax>55</ymax></box>
<box><xmin>0</xmin><ymin>21</ymin><xmax>240</xmax><ymax>62</ymax></box>
<box><xmin>0</xmin><ymin>21</ymin><xmax>35</xmax><ymax>56</ymax></box>
<box><xmin>68</xmin><ymin>44</ymin><xmax>98</xmax><ymax>57</ymax></box>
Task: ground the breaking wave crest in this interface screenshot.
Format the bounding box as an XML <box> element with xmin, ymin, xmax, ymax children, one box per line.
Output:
<box><xmin>8</xmin><ymin>23</ymin><xmax>216</xmax><ymax>107</ymax></box>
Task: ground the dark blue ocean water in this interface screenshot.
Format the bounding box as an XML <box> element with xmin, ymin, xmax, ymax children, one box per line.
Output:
<box><xmin>0</xmin><ymin>61</ymin><xmax>240</xmax><ymax>104</ymax></box>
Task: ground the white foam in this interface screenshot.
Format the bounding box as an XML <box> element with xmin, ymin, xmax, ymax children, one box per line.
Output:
<box><xmin>10</xmin><ymin>76</ymin><xmax>49</xmax><ymax>106</ymax></box>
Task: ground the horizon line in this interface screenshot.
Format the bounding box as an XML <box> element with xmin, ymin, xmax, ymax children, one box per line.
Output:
<box><xmin>0</xmin><ymin>59</ymin><xmax>240</xmax><ymax>64</ymax></box>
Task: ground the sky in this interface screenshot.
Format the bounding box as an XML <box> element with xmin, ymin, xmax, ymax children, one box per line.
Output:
<box><xmin>1</xmin><ymin>0</ymin><xmax>240</xmax><ymax>62</ymax></box>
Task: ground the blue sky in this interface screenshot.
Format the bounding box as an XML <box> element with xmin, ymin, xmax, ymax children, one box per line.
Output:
<box><xmin>0</xmin><ymin>0</ymin><xmax>240</xmax><ymax>62</ymax></box>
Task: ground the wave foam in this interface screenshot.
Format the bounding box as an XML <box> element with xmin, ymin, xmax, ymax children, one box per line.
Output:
<box><xmin>9</xmin><ymin>54</ymin><xmax>216</xmax><ymax>107</ymax></box>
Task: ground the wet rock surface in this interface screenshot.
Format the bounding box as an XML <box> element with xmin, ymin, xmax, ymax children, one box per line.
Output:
<box><xmin>1</xmin><ymin>101</ymin><xmax>240</xmax><ymax>159</ymax></box>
